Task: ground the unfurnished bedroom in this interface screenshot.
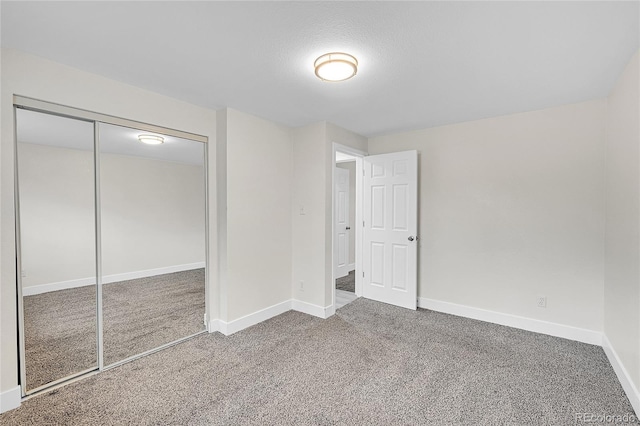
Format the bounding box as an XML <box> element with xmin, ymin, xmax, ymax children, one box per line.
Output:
<box><xmin>0</xmin><ymin>1</ymin><xmax>638</xmax><ymax>425</ymax></box>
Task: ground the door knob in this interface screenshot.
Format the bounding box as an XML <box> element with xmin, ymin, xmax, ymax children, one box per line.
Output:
<box><xmin>408</xmin><ymin>236</ymin><xmax>415</xmax><ymax>241</ymax></box>
<box><xmin>346</xmin><ymin>226</ymin><xmax>351</xmax><ymax>230</ymax></box>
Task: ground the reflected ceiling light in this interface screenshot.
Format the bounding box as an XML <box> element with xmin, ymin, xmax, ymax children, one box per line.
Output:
<box><xmin>314</xmin><ymin>52</ymin><xmax>358</xmax><ymax>82</ymax></box>
<box><xmin>138</xmin><ymin>134</ymin><xmax>164</xmax><ymax>145</ymax></box>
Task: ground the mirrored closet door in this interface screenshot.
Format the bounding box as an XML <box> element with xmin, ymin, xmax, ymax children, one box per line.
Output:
<box><xmin>15</xmin><ymin>98</ymin><xmax>208</xmax><ymax>397</ymax></box>
<box><xmin>99</xmin><ymin>123</ymin><xmax>206</xmax><ymax>366</ymax></box>
<box><xmin>16</xmin><ymin>108</ymin><xmax>98</xmax><ymax>394</ymax></box>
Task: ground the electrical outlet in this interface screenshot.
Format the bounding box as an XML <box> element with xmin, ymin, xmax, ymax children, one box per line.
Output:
<box><xmin>537</xmin><ymin>296</ymin><xmax>547</xmax><ymax>308</ymax></box>
<box><xmin>299</xmin><ymin>280</ymin><xmax>304</xmax><ymax>292</ymax></box>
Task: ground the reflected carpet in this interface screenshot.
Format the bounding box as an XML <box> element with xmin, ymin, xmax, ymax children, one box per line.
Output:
<box><xmin>23</xmin><ymin>268</ymin><xmax>205</xmax><ymax>390</ymax></box>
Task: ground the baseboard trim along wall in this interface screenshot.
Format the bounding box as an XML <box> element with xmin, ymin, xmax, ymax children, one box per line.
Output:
<box><xmin>348</xmin><ymin>263</ymin><xmax>355</xmax><ymax>272</ymax></box>
<box><xmin>214</xmin><ymin>300</ymin><xmax>292</xmax><ymax>336</ymax></box>
<box><xmin>291</xmin><ymin>299</ymin><xmax>334</xmax><ymax>319</ymax></box>
<box><xmin>207</xmin><ymin>299</ymin><xmax>335</xmax><ymax>336</ymax></box>
<box><xmin>211</xmin><ymin>296</ymin><xmax>604</xmax><ymax>346</ymax></box>
<box><xmin>0</xmin><ymin>386</ymin><xmax>21</xmax><ymax>413</ymax></box>
<box><xmin>22</xmin><ymin>262</ymin><xmax>206</xmax><ymax>296</ymax></box>
<box><xmin>602</xmin><ymin>335</ymin><xmax>640</xmax><ymax>416</ymax></box>
<box><xmin>417</xmin><ymin>297</ymin><xmax>602</xmax><ymax>346</ymax></box>
<box><xmin>206</xmin><ymin>319</ymin><xmax>221</xmax><ymax>333</ymax></box>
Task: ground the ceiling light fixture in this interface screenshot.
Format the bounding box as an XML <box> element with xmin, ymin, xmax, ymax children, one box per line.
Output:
<box><xmin>138</xmin><ymin>134</ymin><xmax>164</xmax><ymax>145</ymax></box>
<box><xmin>314</xmin><ymin>52</ymin><xmax>358</xmax><ymax>82</ymax></box>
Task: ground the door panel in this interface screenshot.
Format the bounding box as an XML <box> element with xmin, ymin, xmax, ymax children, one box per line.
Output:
<box><xmin>334</xmin><ymin>167</ymin><xmax>350</xmax><ymax>278</ymax></box>
<box><xmin>99</xmin><ymin>122</ymin><xmax>206</xmax><ymax>366</ymax></box>
<box><xmin>15</xmin><ymin>108</ymin><xmax>98</xmax><ymax>394</ymax></box>
<box><xmin>363</xmin><ymin>150</ymin><xmax>417</xmax><ymax>310</ymax></box>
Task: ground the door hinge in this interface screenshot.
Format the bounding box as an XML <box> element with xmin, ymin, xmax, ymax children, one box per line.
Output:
<box><xmin>362</xmin><ymin>272</ymin><xmax>365</xmax><ymax>278</ymax></box>
<box><xmin>363</xmin><ymin>220</ymin><xmax>365</xmax><ymax>227</ymax></box>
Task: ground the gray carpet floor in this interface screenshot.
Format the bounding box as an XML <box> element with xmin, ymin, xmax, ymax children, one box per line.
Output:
<box><xmin>23</xmin><ymin>269</ymin><xmax>205</xmax><ymax>391</ymax></box>
<box><xmin>5</xmin><ymin>297</ymin><xmax>634</xmax><ymax>425</ymax></box>
<box><xmin>336</xmin><ymin>270</ymin><xmax>355</xmax><ymax>292</ymax></box>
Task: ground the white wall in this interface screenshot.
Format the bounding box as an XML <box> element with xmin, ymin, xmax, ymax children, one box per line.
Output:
<box><xmin>292</xmin><ymin>122</ymin><xmax>367</xmax><ymax>309</ymax></box>
<box><xmin>1</xmin><ymin>48</ymin><xmax>217</xmax><ymax>397</ymax></box>
<box><xmin>336</xmin><ymin>161</ymin><xmax>356</xmax><ymax>266</ymax></box>
<box><xmin>369</xmin><ymin>100</ymin><xmax>606</xmax><ymax>332</ymax></box>
<box><xmin>224</xmin><ymin>108</ymin><xmax>293</xmax><ymax>321</ymax></box>
<box><xmin>604</xmin><ymin>50</ymin><xmax>640</xmax><ymax>393</ymax></box>
<box><xmin>292</xmin><ymin>122</ymin><xmax>327</xmax><ymax>308</ymax></box>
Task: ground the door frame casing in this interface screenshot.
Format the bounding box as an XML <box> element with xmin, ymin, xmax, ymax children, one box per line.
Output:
<box><xmin>331</xmin><ymin>142</ymin><xmax>367</xmax><ymax>312</ymax></box>
<box><xmin>333</xmin><ymin>166</ymin><xmax>350</xmax><ymax>279</ymax></box>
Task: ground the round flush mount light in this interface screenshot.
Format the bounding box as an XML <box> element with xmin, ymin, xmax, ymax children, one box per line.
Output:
<box><xmin>138</xmin><ymin>134</ymin><xmax>164</xmax><ymax>145</ymax></box>
<box><xmin>314</xmin><ymin>52</ymin><xmax>358</xmax><ymax>82</ymax></box>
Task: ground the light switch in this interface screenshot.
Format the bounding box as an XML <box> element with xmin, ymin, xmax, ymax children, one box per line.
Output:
<box><xmin>299</xmin><ymin>205</ymin><xmax>306</xmax><ymax>215</ymax></box>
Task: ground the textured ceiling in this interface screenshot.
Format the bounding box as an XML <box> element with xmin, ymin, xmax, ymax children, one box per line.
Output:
<box><xmin>2</xmin><ymin>1</ymin><xmax>638</xmax><ymax>137</ymax></box>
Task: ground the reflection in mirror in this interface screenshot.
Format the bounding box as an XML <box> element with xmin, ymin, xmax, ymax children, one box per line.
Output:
<box><xmin>99</xmin><ymin>123</ymin><xmax>206</xmax><ymax>365</ymax></box>
<box><xmin>16</xmin><ymin>109</ymin><xmax>97</xmax><ymax>392</ymax></box>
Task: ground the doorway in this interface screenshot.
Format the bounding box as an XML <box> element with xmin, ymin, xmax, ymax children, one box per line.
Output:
<box><xmin>332</xmin><ymin>144</ymin><xmax>419</xmax><ymax>312</ymax></box>
<box><xmin>332</xmin><ymin>144</ymin><xmax>366</xmax><ymax>310</ymax></box>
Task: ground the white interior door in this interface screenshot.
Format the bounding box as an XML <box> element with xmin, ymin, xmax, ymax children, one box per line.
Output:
<box><xmin>334</xmin><ymin>167</ymin><xmax>350</xmax><ymax>279</ymax></box>
<box><xmin>363</xmin><ymin>150</ymin><xmax>418</xmax><ymax>309</ymax></box>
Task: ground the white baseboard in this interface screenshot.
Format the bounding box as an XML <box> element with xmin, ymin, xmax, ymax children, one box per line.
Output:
<box><xmin>0</xmin><ymin>386</ymin><xmax>21</xmax><ymax>413</ymax></box>
<box><xmin>602</xmin><ymin>335</ymin><xmax>640</xmax><ymax>415</ymax></box>
<box><xmin>23</xmin><ymin>262</ymin><xmax>206</xmax><ymax>296</ymax></box>
<box><xmin>418</xmin><ymin>297</ymin><xmax>602</xmax><ymax>346</ymax></box>
<box><xmin>216</xmin><ymin>300</ymin><xmax>292</xmax><ymax>336</ymax></box>
<box><xmin>207</xmin><ymin>298</ymin><xmax>336</xmax><ymax>336</ymax></box>
<box><xmin>325</xmin><ymin>304</ymin><xmax>336</xmax><ymax>318</ymax></box>
<box><xmin>348</xmin><ymin>263</ymin><xmax>355</xmax><ymax>272</ymax></box>
<box><xmin>292</xmin><ymin>299</ymin><xmax>334</xmax><ymax>319</ymax></box>
<box><xmin>207</xmin><ymin>319</ymin><xmax>220</xmax><ymax>333</ymax></box>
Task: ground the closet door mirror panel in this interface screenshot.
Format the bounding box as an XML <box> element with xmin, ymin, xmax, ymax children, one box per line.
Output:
<box><xmin>16</xmin><ymin>109</ymin><xmax>98</xmax><ymax>392</ymax></box>
<box><xmin>99</xmin><ymin>123</ymin><xmax>206</xmax><ymax>366</ymax></box>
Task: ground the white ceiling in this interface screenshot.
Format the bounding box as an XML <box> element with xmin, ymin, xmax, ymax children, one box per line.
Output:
<box><xmin>16</xmin><ymin>109</ymin><xmax>205</xmax><ymax>165</ymax></box>
<box><xmin>2</xmin><ymin>1</ymin><xmax>638</xmax><ymax>137</ymax></box>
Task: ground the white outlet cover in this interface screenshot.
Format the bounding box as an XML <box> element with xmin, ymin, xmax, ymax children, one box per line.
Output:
<box><xmin>537</xmin><ymin>296</ymin><xmax>547</xmax><ymax>308</ymax></box>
